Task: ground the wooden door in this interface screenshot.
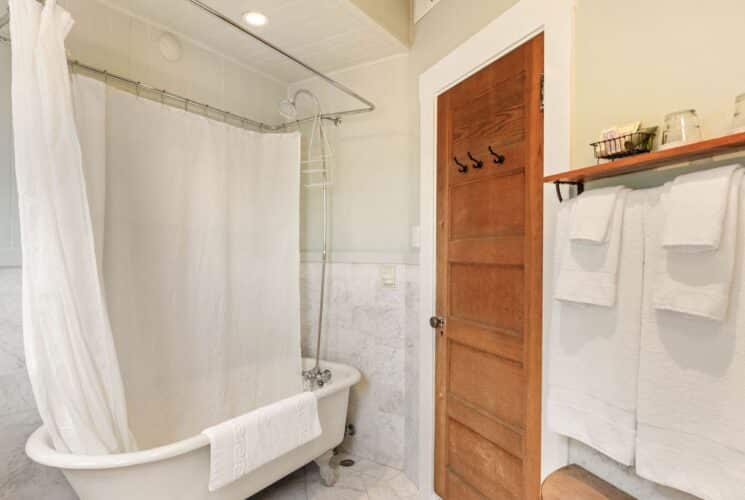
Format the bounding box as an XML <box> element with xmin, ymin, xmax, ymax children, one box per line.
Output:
<box><xmin>434</xmin><ymin>34</ymin><xmax>544</xmax><ymax>500</ymax></box>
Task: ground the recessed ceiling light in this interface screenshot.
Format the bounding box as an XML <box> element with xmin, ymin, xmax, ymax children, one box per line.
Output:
<box><xmin>243</xmin><ymin>11</ymin><xmax>268</xmax><ymax>27</ymax></box>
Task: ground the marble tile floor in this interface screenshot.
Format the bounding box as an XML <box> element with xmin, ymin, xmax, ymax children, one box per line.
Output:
<box><xmin>249</xmin><ymin>453</ymin><xmax>418</xmax><ymax>500</ymax></box>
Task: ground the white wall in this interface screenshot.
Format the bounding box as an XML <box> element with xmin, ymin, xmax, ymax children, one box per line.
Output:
<box><xmin>291</xmin><ymin>54</ymin><xmax>415</xmax><ymax>258</ymax></box>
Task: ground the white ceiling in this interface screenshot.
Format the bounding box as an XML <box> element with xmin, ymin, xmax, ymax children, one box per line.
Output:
<box><xmin>102</xmin><ymin>0</ymin><xmax>408</xmax><ymax>83</ymax></box>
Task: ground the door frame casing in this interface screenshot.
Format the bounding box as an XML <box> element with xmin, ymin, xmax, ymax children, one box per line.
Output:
<box><xmin>418</xmin><ymin>1</ymin><xmax>575</xmax><ymax>498</ymax></box>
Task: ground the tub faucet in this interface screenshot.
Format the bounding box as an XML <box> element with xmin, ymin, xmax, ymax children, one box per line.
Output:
<box><xmin>303</xmin><ymin>366</ymin><xmax>332</xmax><ymax>388</ymax></box>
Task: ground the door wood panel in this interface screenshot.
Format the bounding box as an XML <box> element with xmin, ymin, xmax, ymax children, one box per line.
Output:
<box><xmin>434</xmin><ymin>34</ymin><xmax>544</xmax><ymax>499</ymax></box>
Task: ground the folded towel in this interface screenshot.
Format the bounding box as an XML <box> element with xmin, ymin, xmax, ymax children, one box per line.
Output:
<box><xmin>570</xmin><ymin>186</ymin><xmax>625</xmax><ymax>243</ymax></box>
<box><xmin>555</xmin><ymin>189</ymin><xmax>629</xmax><ymax>307</ymax></box>
<box><xmin>202</xmin><ymin>391</ymin><xmax>322</xmax><ymax>492</ymax></box>
<box><xmin>548</xmin><ymin>189</ymin><xmax>645</xmax><ymax>466</ymax></box>
<box><xmin>653</xmin><ymin>169</ymin><xmax>743</xmax><ymax>321</ymax></box>
<box><xmin>662</xmin><ymin>164</ymin><xmax>741</xmax><ymax>251</ymax></box>
<box><xmin>636</xmin><ymin>182</ymin><xmax>745</xmax><ymax>500</ymax></box>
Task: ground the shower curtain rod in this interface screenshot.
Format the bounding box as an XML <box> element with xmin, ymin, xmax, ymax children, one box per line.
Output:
<box><xmin>0</xmin><ymin>0</ymin><xmax>377</xmax><ymax>130</ymax></box>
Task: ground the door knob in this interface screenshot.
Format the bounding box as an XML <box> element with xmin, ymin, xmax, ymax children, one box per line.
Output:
<box><xmin>429</xmin><ymin>316</ymin><xmax>445</xmax><ymax>329</ymax></box>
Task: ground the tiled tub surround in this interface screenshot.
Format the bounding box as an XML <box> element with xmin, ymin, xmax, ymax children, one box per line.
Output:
<box><xmin>0</xmin><ymin>262</ymin><xmax>419</xmax><ymax>499</ymax></box>
<box><xmin>300</xmin><ymin>262</ymin><xmax>419</xmax><ymax>474</ymax></box>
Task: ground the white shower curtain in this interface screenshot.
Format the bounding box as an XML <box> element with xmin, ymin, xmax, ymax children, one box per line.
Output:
<box><xmin>11</xmin><ymin>0</ymin><xmax>302</xmax><ymax>454</ymax></box>
<box><xmin>72</xmin><ymin>77</ymin><xmax>303</xmax><ymax>448</ymax></box>
<box><xmin>9</xmin><ymin>0</ymin><xmax>135</xmax><ymax>454</ymax></box>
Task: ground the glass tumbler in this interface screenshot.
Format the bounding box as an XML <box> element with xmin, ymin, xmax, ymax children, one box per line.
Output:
<box><xmin>662</xmin><ymin>109</ymin><xmax>702</xmax><ymax>147</ymax></box>
<box><xmin>731</xmin><ymin>93</ymin><xmax>745</xmax><ymax>133</ymax></box>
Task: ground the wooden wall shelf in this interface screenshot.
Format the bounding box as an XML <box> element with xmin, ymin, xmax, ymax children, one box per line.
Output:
<box><xmin>545</xmin><ymin>131</ymin><xmax>745</xmax><ymax>184</ymax></box>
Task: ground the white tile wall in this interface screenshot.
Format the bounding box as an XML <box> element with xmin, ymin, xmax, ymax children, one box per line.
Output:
<box><xmin>403</xmin><ymin>266</ymin><xmax>419</xmax><ymax>486</ymax></box>
<box><xmin>300</xmin><ymin>262</ymin><xmax>418</xmax><ymax>473</ymax></box>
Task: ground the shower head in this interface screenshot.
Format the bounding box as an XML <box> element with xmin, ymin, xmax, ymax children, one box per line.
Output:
<box><xmin>278</xmin><ymin>99</ymin><xmax>297</xmax><ymax>120</ymax></box>
<box><xmin>278</xmin><ymin>89</ymin><xmax>321</xmax><ymax>121</ymax></box>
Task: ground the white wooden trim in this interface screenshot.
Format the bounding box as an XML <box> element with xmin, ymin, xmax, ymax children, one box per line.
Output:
<box><xmin>417</xmin><ymin>0</ymin><xmax>575</xmax><ymax>497</ymax></box>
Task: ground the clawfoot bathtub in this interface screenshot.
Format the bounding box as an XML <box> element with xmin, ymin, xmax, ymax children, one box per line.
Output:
<box><xmin>26</xmin><ymin>359</ymin><xmax>360</xmax><ymax>500</ymax></box>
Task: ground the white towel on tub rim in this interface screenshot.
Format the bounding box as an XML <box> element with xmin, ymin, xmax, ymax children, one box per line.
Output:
<box><xmin>636</xmin><ymin>182</ymin><xmax>745</xmax><ymax>500</ymax></box>
<box><xmin>202</xmin><ymin>391</ymin><xmax>322</xmax><ymax>492</ymax></box>
<box><xmin>547</xmin><ymin>189</ymin><xmax>645</xmax><ymax>466</ymax></box>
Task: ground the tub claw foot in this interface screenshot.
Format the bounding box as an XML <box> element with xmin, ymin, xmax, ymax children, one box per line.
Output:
<box><xmin>314</xmin><ymin>450</ymin><xmax>337</xmax><ymax>487</ymax></box>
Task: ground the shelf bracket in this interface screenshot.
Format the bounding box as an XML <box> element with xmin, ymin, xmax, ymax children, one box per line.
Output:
<box><xmin>553</xmin><ymin>180</ymin><xmax>584</xmax><ymax>203</ymax></box>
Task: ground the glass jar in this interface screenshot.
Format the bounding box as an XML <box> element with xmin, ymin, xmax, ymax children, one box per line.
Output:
<box><xmin>731</xmin><ymin>93</ymin><xmax>745</xmax><ymax>133</ymax></box>
<box><xmin>661</xmin><ymin>109</ymin><xmax>702</xmax><ymax>148</ymax></box>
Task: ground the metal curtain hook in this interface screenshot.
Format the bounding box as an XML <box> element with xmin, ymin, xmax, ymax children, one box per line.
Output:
<box><xmin>454</xmin><ymin>156</ymin><xmax>468</xmax><ymax>173</ymax></box>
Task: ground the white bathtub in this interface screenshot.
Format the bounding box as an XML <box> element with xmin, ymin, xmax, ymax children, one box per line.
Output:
<box><xmin>26</xmin><ymin>359</ymin><xmax>360</xmax><ymax>500</ymax></box>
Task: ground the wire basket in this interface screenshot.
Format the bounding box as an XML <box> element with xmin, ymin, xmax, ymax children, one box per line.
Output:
<box><xmin>591</xmin><ymin>128</ymin><xmax>657</xmax><ymax>161</ymax></box>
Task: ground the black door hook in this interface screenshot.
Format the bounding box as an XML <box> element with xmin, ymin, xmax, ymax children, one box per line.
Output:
<box><xmin>454</xmin><ymin>156</ymin><xmax>468</xmax><ymax>173</ymax></box>
<box><xmin>468</xmin><ymin>152</ymin><xmax>484</xmax><ymax>169</ymax></box>
<box><xmin>488</xmin><ymin>146</ymin><xmax>505</xmax><ymax>164</ymax></box>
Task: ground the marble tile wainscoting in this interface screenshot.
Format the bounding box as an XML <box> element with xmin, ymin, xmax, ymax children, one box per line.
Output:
<box><xmin>300</xmin><ymin>262</ymin><xmax>419</xmax><ymax>483</ymax></box>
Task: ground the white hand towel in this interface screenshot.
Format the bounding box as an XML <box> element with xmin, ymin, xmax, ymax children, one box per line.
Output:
<box><xmin>570</xmin><ymin>186</ymin><xmax>625</xmax><ymax>243</ymax></box>
<box><xmin>202</xmin><ymin>391</ymin><xmax>322</xmax><ymax>492</ymax></box>
<box><xmin>555</xmin><ymin>188</ymin><xmax>629</xmax><ymax>307</ymax></box>
<box><xmin>548</xmin><ymin>190</ymin><xmax>645</xmax><ymax>466</ymax></box>
<box><xmin>662</xmin><ymin>164</ymin><xmax>741</xmax><ymax>251</ymax></box>
<box><xmin>636</xmin><ymin>182</ymin><xmax>745</xmax><ymax>500</ymax></box>
<box><xmin>653</xmin><ymin>169</ymin><xmax>743</xmax><ymax>321</ymax></box>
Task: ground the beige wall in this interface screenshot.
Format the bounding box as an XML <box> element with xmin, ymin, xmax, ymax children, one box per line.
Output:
<box><xmin>407</xmin><ymin>0</ymin><xmax>521</xmax><ymax>225</ymax></box>
<box><xmin>409</xmin><ymin>0</ymin><xmax>519</xmax><ymax>78</ymax></box>
<box><xmin>573</xmin><ymin>0</ymin><xmax>745</xmax><ymax>169</ymax></box>
<box><xmin>349</xmin><ymin>0</ymin><xmax>411</xmax><ymax>46</ymax></box>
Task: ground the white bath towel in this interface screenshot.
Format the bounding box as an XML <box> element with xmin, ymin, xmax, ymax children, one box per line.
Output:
<box><xmin>202</xmin><ymin>392</ymin><xmax>322</xmax><ymax>492</ymax></box>
<box><xmin>548</xmin><ymin>190</ymin><xmax>645</xmax><ymax>466</ymax></box>
<box><xmin>653</xmin><ymin>169</ymin><xmax>743</xmax><ymax>321</ymax></box>
<box><xmin>570</xmin><ymin>186</ymin><xmax>625</xmax><ymax>243</ymax></box>
<box><xmin>662</xmin><ymin>164</ymin><xmax>741</xmax><ymax>251</ymax></box>
<box><xmin>636</xmin><ymin>182</ymin><xmax>745</xmax><ymax>500</ymax></box>
<box><xmin>554</xmin><ymin>188</ymin><xmax>629</xmax><ymax>307</ymax></box>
